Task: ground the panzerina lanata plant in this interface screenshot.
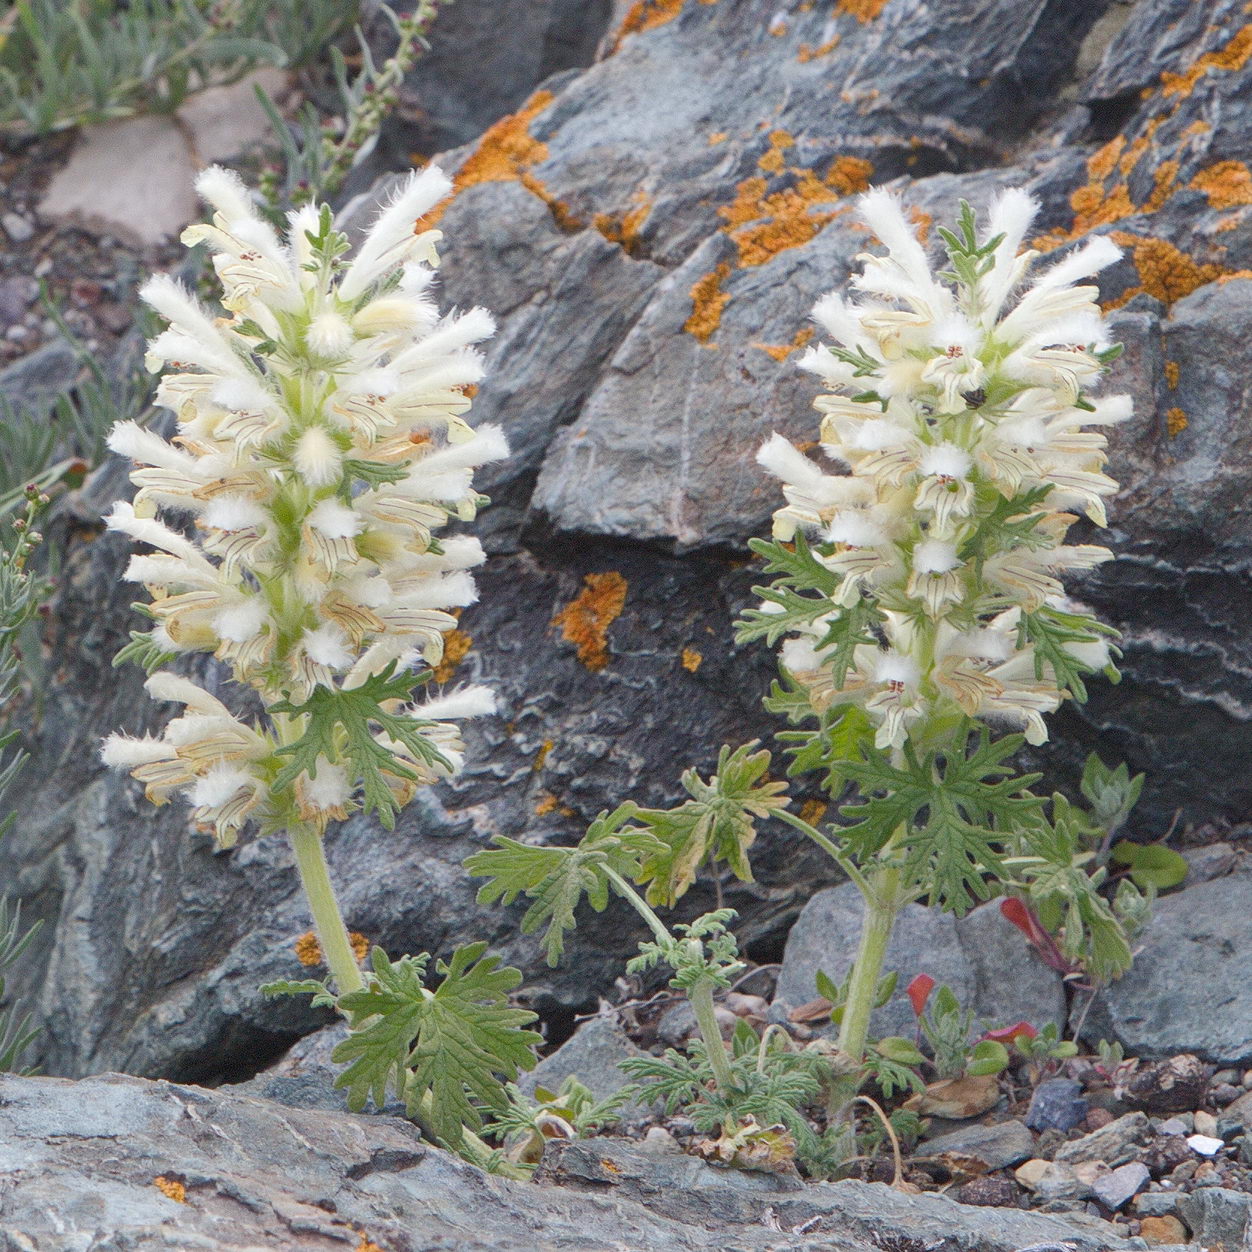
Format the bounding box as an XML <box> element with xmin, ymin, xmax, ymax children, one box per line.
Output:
<box><xmin>104</xmin><ymin>166</ymin><xmax>541</xmax><ymax>1164</ymax></box>
<box><xmin>469</xmin><ymin>188</ymin><xmax>1145</xmax><ymax>1170</ymax></box>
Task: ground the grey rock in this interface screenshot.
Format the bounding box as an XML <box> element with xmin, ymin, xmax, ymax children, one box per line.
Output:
<box><xmin>774</xmin><ymin>883</ymin><xmax>1065</xmax><ymax>1038</ymax></box>
<box><xmin>920</xmin><ymin>1119</ymin><xmax>1037</xmax><ymax>1170</ymax></box>
<box><xmin>1175</xmin><ymin>1187</ymin><xmax>1252</xmax><ymax>1251</ymax></box>
<box><xmin>1135</xmin><ymin>1190</ymin><xmax>1180</xmax><ymax>1217</ymax></box>
<box><xmin>1092</xmin><ymin>1161</ymin><xmax>1150</xmax><ymax>1211</ymax></box>
<box><xmin>1080</xmin><ymin>877</ymin><xmax>1252</xmax><ymax>1064</ymax></box>
<box><xmin>1026</xmin><ymin>1079</ymin><xmax>1089</xmax><ymax>1133</ymax></box>
<box><xmin>0</xmin><ymin>1071</ymin><xmax>874</xmax><ymax>1251</ymax></box>
<box><xmin>1030</xmin><ymin>1160</ymin><xmax>1093</xmax><ymax>1205</ymax></box>
<box><xmin>0</xmin><ymin>338</ymin><xmax>79</xmax><ymax>419</ymax></box>
<box><xmin>2</xmin><ymin>211</ymin><xmax>34</xmax><ymax>243</ymax></box>
<box><xmin>519</xmin><ymin>1014</ymin><xmax>642</xmax><ymax>1107</ymax></box>
<box><xmin>1182</xmin><ymin>842</ymin><xmax>1236</xmax><ymax>883</ymax></box>
<box><xmin>1055</xmin><ymin>1112</ymin><xmax>1153</xmax><ymax>1168</ymax></box>
<box><xmin>540</xmin><ymin>1136</ymin><xmax>1136</xmax><ymax>1251</ymax></box>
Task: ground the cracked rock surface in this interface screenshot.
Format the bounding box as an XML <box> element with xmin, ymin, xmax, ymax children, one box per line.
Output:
<box><xmin>5</xmin><ymin>0</ymin><xmax>1252</xmax><ymax>1085</ymax></box>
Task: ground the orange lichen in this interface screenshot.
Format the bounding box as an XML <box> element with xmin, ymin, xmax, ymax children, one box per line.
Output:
<box><xmin>708</xmin><ymin>131</ymin><xmax>728</xmax><ymax>145</ymax></box>
<box><xmin>553</xmin><ymin>573</ymin><xmax>628</xmax><ymax>672</ymax></box>
<box><xmin>1191</xmin><ymin>160</ymin><xmax>1252</xmax><ymax>209</ymax></box>
<box><xmin>154</xmin><ymin>1176</ymin><xmax>186</xmax><ymax>1204</ymax></box>
<box><xmin>799</xmin><ymin>798</ymin><xmax>828</xmax><ymax>826</ymax></box>
<box><xmin>416</xmin><ymin>90</ymin><xmax>555</xmax><ymax>229</ymax></box>
<box><xmin>753</xmin><ymin>325</ymin><xmax>815</xmax><ymax>361</ymax></box>
<box><xmin>1167</xmin><ymin>406</ymin><xmax>1189</xmax><ymax>436</ymax></box>
<box><xmin>608</xmin><ymin>0</ymin><xmax>685</xmax><ymax>52</ymax></box>
<box><xmin>433</xmin><ymin>628</ymin><xmax>473</xmax><ymax>684</ymax></box>
<box><xmin>533</xmin><ymin>740</ymin><xmax>554</xmax><ymax>772</ymax></box>
<box><xmin>684</xmin><ymin>263</ymin><xmax>732</xmax><ymax>342</ymax></box>
<box><xmin>757</xmin><ymin>130</ymin><xmax>795</xmax><ymax>174</ymax></box>
<box><xmin>1143</xmin><ymin>159</ymin><xmax>1181</xmax><ymax>213</ymax></box>
<box><xmin>680</xmin><ymin>647</ymin><xmax>703</xmax><ymax>672</ymax></box>
<box><xmin>356</xmin><ymin>1236</ymin><xmax>385</xmax><ymax>1252</ymax></box>
<box><xmin>836</xmin><ymin>0</ymin><xmax>887</xmax><ymax>20</ymax></box>
<box><xmin>797</xmin><ymin>37</ymin><xmax>840</xmax><ymax>62</ymax></box>
<box><xmin>1165</xmin><ymin>359</ymin><xmax>1180</xmax><ymax>390</ymax></box>
<box><xmin>349</xmin><ymin>932</ymin><xmax>371</xmax><ymax>963</ymax></box>
<box><xmin>519</xmin><ymin>170</ymin><xmax>583</xmax><ymax>232</ymax></box>
<box><xmin>534</xmin><ymin>791</ymin><xmax>559</xmax><ymax>816</ymax></box>
<box><xmin>1161</xmin><ymin>25</ymin><xmax>1252</xmax><ymax>99</ymax></box>
<box><xmin>1113</xmin><ymin>233</ymin><xmax>1225</xmax><ymax>306</ymax></box>
<box><xmin>1087</xmin><ymin>136</ymin><xmax>1124</xmax><ymax>181</ymax></box>
<box><xmin>294</xmin><ymin>931</ymin><xmax>323</xmax><ymax>967</ymax></box>
<box><xmin>908</xmin><ymin>205</ymin><xmax>932</xmax><ymax>243</ymax></box>
<box><xmin>826</xmin><ymin>155</ymin><xmax>875</xmax><ymax>196</ymax></box>
<box><xmin>594</xmin><ymin>194</ymin><xmax>652</xmax><ymax>252</ymax></box>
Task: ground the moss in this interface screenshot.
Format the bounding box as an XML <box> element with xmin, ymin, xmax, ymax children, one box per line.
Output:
<box><xmin>433</xmin><ymin>627</ymin><xmax>473</xmax><ymax>684</ymax></box>
<box><xmin>154</xmin><ymin>1176</ymin><xmax>186</xmax><ymax>1204</ymax></box>
<box><xmin>552</xmin><ymin>572</ymin><xmax>628</xmax><ymax>672</ymax></box>
<box><xmin>1191</xmin><ymin>160</ymin><xmax>1252</xmax><ymax>209</ymax></box>
<box><xmin>684</xmin><ymin>262</ymin><xmax>732</xmax><ymax>343</ymax></box>
<box><xmin>680</xmin><ymin>647</ymin><xmax>703</xmax><ymax>672</ymax></box>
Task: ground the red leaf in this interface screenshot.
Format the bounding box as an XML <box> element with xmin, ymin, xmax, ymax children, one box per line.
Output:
<box><xmin>906</xmin><ymin>973</ymin><xmax>935</xmax><ymax>1017</ymax></box>
<box><xmin>982</xmin><ymin>1020</ymin><xmax>1037</xmax><ymax>1045</ymax></box>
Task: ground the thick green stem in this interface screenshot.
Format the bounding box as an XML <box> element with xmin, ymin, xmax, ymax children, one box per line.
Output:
<box><xmin>289</xmin><ymin>825</ymin><xmax>363</xmax><ymax>996</ymax></box>
<box><xmin>690</xmin><ymin>977</ymin><xmax>737</xmax><ymax>1096</ymax></box>
<box><xmin>835</xmin><ymin>864</ymin><xmax>901</xmax><ymax>1066</ymax></box>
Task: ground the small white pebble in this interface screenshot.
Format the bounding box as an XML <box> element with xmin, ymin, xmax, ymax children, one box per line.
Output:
<box><xmin>1186</xmin><ymin>1133</ymin><xmax>1223</xmax><ymax>1156</ymax></box>
<box><xmin>1243</xmin><ymin>1069</ymin><xmax>1252</xmax><ymax>1089</ymax></box>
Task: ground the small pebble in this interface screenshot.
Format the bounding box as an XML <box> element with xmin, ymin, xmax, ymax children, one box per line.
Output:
<box><xmin>2</xmin><ymin>212</ymin><xmax>34</xmax><ymax>243</ymax></box>
<box><xmin>1158</xmin><ymin>1115</ymin><xmax>1191</xmax><ymax>1135</ymax></box>
<box><xmin>1211</xmin><ymin>1083</ymin><xmax>1242</xmax><ymax>1106</ymax></box>
<box><xmin>1211</xmin><ymin>1067</ymin><xmax>1240</xmax><ymax>1086</ymax></box>
<box><xmin>1186</xmin><ymin>1133</ymin><xmax>1224</xmax><ymax>1156</ymax></box>
<box><xmin>1242</xmin><ymin>1069</ymin><xmax>1252</xmax><ymax>1090</ymax></box>
<box><xmin>1194</xmin><ymin>1110</ymin><xmax>1218</xmax><ymax>1137</ymax></box>
<box><xmin>1083</xmin><ymin>1107</ymin><xmax>1115</xmax><ymax>1132</ymax></box>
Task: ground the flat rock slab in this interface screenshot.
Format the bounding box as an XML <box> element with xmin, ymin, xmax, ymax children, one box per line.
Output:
<box><xmin>774</xmin><ymin>883</ymin><xmax>1065</xmax><ymax>1038</ymax></box>
<box><xmin>1080</xmin><ymin>875</ymin><xmax>1252</xmax><ymax>1064</ymax></box>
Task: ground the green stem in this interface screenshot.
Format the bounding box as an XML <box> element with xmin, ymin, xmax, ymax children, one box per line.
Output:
<box><xmin>834</xmin><ymin>863</ymin><xmax>901</xmax><ymax>1067</ymax></box>
<box><xmin>690</xmin><ymin>977</ymin><xmax>737</xmax><ymax>1097</ymax></box>
<box><xmin>773</xmin><ymin>808</ymin><xmax>871</xmax><ymax>895</ymax></box>
<box><xmin>289</xmin><ymin>824</ymin><xmax>363</xmax><ymax>996</ymax></box>
<box><xmin>602</xmin><ymin>868</ymin><xmax>672</xmax><ymax>946</ymax></box>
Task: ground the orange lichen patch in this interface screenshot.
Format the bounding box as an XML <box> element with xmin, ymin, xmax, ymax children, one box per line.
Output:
<box><xmin>708</xmin><ymin>131</ymin><xmax>728</xmax><ymax>145</ymax></box>
<box><xmin>356</xmin><ymin>1236</ymin><xmax>385</xmax><ymax>1252</ymax></box>
<box><xmin>1191</xmin><ymin>160</ymin><xmax>1252</xmax><ymax>209</ymax></box>
<box><xmin>768</xmin><ymin>17</ymin><xmax>788</xmax><ymax>36</ymax></box>
<box><xmin>1161</xmin><ymin>24</ymin><xmax>1252</xmax><ymax>99</ymax></box>
<box><xmin>294</xmin><ymin>931</ymin><xmax>323</xmax><ymax>967</ymax></box>
<box><xmin>533</xmin><ymin>740</ymin><xmax>554</xmax><ymax>772</ymax></box>
<box><xmin>417</xmin><ymin>90</ymin><xmax>555</xmax><ymax>228</ymax></box>
<box><xmin>799</xmin><ymin>798</ymin><xmax>828</xmax><ymax>827</ymax></box>
<box><xmin>1112</xmin><ymin>233</ymin><xmax>1225</xmax><ymax>306</ymax></box>
<box><xmin>757</xmin><ymin>130</ymin><xmax>795</xmax><ymax>174</ymax></box>
<box><xmin>1165</xmin><ymin>359</ymin><xmax>1180</xmax><ymax>389</ymax></box>
<box><xmin>608</xmin><ymin>0</ymin><xmax>685</xmax><ymax>52</ymax></box>
<box><xmin>519</xmin><ymin>171</ymin><xmax>583</xmax><ymax>232</ymax></box>
<box><xmin>1088</xmin><ymin>136</ymin><xmax>1124</xmax><ymax>181</ymax></box>
<box><xmin>826</xmin><ymin>155</ymin><xmax>875</xmax><ymax>196</ymax></box>
<box><xmin>837</xmin><ymin>0</ymin><xmax>887</xmax><ymax>20</ymax></box>
<box><xmin>154</xmin><ymin>1176</ymin><xmax>186</xmax><ymax>1204</ymax></box>
<box><xmin>685</xmin><ymin>262</ymin><xmax>732</xmax><ymax>342</ymax></box>
<box><xmin>1144</xmin><ymin>159</ymin><xmax>1181</xmax><ymax>213</ymax></box>
<box><xmin>1182</xmin><ymin>119</ymin><xmax>1212</xmax><ymax>138</ymax></box>
<box><xmin>798</xmin><ymin>37</ymin><xmax>840</xmax><ymax>62</ymax></box>
<box><xmin>1167</xmin><ymin>406</ymin><xmax>1189</xmax><ymax>436</ymax></box>
<box><xmin>1216</xmin><ymin>214</ymin><xmax>1243</xmax><ymax>232</ymax></box>
<box><xmin>349</xmin><ymin>931</ymin><xmax>371</xmax><ymax>963</ymax></box>
<box><xmin>433</xmin><ymin>628</ymin><xmax>473</xmax><ymax>684</ymax></box>
<box><xmin>753</xmin><ymin>325</ymin><xmax>815</xmax><ymax>361</ymax></box>
<box><xmin>593</xmin><ymin>194</ymin><xmax>652</xmax><ymax>252</ymax></box>
<box><xmin>908</xmin><ymin>205</ymin><xmax>932</xmax><ymax>243</ymax></box>
<box><xmin>553</xmin><ymin>573</ymin><xmax>628</xmax><ymax>672</ymax></box>
<box><xmin>534</xmin><ymin>791</ymin><xmax>559</xmax><ymax>816</ymax></box>
<box><xmin>1068</xmin><ymin>180</ymin><xmax>1135</xmax><ymax>236</ymax></box>
<box><xmin>680</xmin><ymin>647</ymin><xmax>703</xmax><ymax>672</ymax></box>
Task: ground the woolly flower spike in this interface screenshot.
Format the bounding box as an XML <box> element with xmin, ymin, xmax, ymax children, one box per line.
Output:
<box><xmin>104</xmin><ymin>167</ymin><xmax>508</xmax><ymax>846</ymax></box>
<box><xmin>764</xmin><ymin>193</ymin><xmax>1125</xmax><ymax>752</ymax></box>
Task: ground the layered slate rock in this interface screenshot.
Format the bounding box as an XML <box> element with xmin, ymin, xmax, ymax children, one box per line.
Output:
<box><xmin>0</xmin><ymin>1072</ymin><xmax>1134</xmax><ymax>1252</ymax></box>
<box><xmin>7</xmin><ymin>0</ymin><xmax>1252</xmax><ymax>1083</ymax></box>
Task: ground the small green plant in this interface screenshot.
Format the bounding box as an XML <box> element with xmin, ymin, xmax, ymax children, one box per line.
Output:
<box><xmin>104</xmin><ymin>166</ymin><xmax>543</xmax><ymax>1172</ymax></box>
<box><xmin>0</xmin><ymin>486</ymin><xmax>51</xmax><ymax>1074</ymax></box>
<box><xmin>485</xmin><ymin>1075</ymin><xmax>629</xmax><ymax>1167</ymax></box>
<box><xmin>0</xmin><ymin>0</ymin><xmax>359</xmax><ymax>138</ymax></box>
<box><xmin>469</xmin><ymin>190</ymin><xmax>1141</xmax><ymax>1170</ymax></box>
<box><xmin>256</xmin><ymin>1</ymin><xmax>440</xmax><ymax>217</ymax></box>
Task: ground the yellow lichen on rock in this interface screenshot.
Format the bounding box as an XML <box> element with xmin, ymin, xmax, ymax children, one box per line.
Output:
<box><xmin>684</xmin><ymin>262</ymin><xmax>732</xmax><ymax>343</ymax></box>
<box><xmin>1167</xmin><ymin>406</ymin><xmax>1188</xmax><ymax>437</ymax></box>
<box><xmin>680</xmin><ymin>647</ymin><xmax>703</xmax><ymax>672</ymax></box>
<box><xmin>797</xmin><ymin>37</ymin><xmax>840</xmax><ymax>62</ymax></box>
<box><xmin>1191</xmin><ymin>160</ymin><xmax>1252</xmax><ymax>209</ymax></box>
<box><xmin>1111</xmin><ymin>233</ymin><xmax>1224</xmax><ymax>306</ymax></box>
<box><xmin>433</xmin><ymin>627</ymin><xmax>474</xmax><ymax>683</ymax></box>
<box><xmin>154</xmin><ymin>1176</ymin><xmax>186</xmax><ymax>1204</ymax></box>
<box><xmin>836</xmin><ymin>0</ymin><xmax>887</xmax><ymax>21</ymax></box>
<box><xmin>753</xmin><ymin>326</ymin><xmax>814</xmax><ymax>361</ymax></box>
<box><xmin>552</xmin><ymin>573</ymin><xmax>628</xmax><ymax>672</ymax></box>
<box><xmin>294</xmin><ymin>931</ymin><xmax>322</xmax><ymax>967</ymax></box>
<box><xmin>608</xmin><ymin>0</ymin><xmax>686</xmax><ymax>53</ymax></box>
<box><xmin>1165</xmin><ymin>359</ymin><xmax>1180</xmax><ymax>389</ymax></box>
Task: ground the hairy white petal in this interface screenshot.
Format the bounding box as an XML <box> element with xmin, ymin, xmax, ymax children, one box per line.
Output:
<box><xmin>417</xmin><ymin>686</ymin><xmax>497</xmax><ymax>720</ymax></box>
